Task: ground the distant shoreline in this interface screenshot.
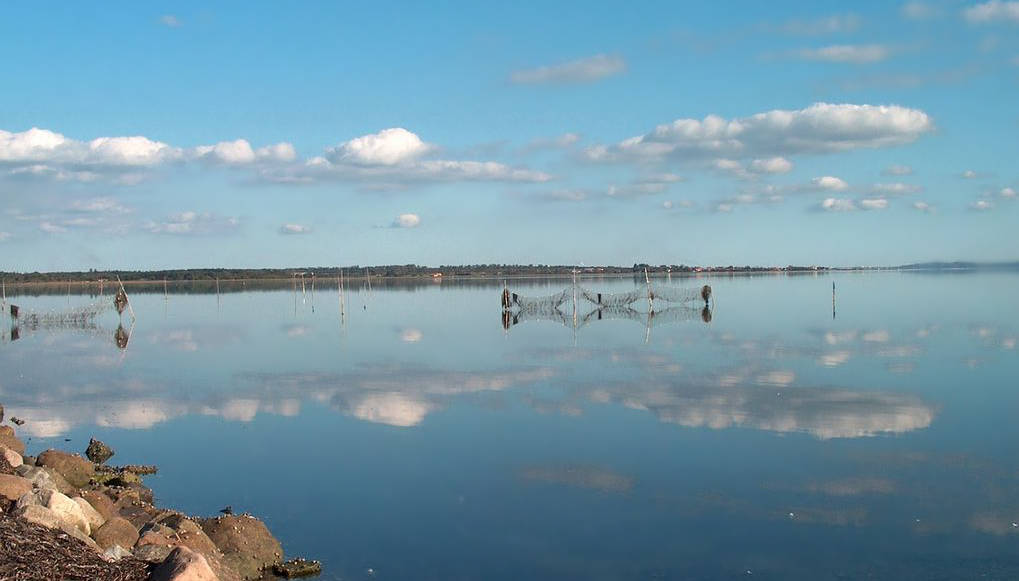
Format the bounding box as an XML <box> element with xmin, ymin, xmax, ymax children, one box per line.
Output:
<box><xmin>1</xmin><ymin>261</ymin><xmax>1017</xmax><ymax>287</ymax></box>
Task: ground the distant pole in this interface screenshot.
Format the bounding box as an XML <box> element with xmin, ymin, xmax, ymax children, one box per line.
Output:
<box><xmin>832</xmin><ymin>281</ymin><xmax>836</xmax><ymax>320</ymax></box>
<box><xmin>644</xmin><ymin>267</ymin><xmax>653</xmax><ymax>312</ymax></box>
<box><xmin>164</xmin><ymin>278</ymin><xmax>168</xmax><ymax>301</ymax></box>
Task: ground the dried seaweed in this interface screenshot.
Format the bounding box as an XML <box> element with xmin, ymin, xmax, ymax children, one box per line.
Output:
<box><xmin>0</xmin><ymin>513</ymin><xmax>150</xmax><ymax>581</ymax></box>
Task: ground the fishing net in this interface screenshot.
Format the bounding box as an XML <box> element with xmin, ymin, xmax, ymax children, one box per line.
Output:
<box><xmin>509</xmin><ymin>289</ymin><xmax>570</xmax><ymax>311</ymax></box>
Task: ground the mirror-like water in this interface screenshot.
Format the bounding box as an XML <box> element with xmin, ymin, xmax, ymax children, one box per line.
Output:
<box><xmin>2</xmin><ymin>272</ymin><xmax>1018</xmax><ymax>580</ymax></box>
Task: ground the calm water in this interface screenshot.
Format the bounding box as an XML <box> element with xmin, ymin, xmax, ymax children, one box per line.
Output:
<box><xmin>3</xmin><ymin>273</ymin><xmax>1019</xmax><ymax>580</ymax></box>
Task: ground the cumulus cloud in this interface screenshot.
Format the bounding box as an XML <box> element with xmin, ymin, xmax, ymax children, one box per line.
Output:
<box><xmin>279</xmin><ymin>223</ymin><xmax>312</xmax><ymax>235</ymax></box>
<box><xmin>751</xmin><ymin>156</ymin><xmax>794</xmax><ymax>174</ymax></box>
<box><xmin>794</xmin><ymin>44</ymin><xmax>891</xmax><ymax>63</ymax></box>
<box><xmin>970</xmin><ymin>199</ymin><xmax>994</xmax><ymax>210</ymax></box>
<box><xmin>962</xmin><ymin>169</ymin><xmax>978</xmax><ymax>178</ymax></box>
<box><xmin>912</xmin><ymin>201</ymin><xmax>935</xmax><ymax>212</ymax></box>
<box><xmin>0</xmin><ymin>231</ymin><xmax>10</xmax><ymax>241</ymax></box>
<box><xmin>607</xmin><ymin>182</ymin><xmax>667</xmax><ymax>198</ymax></box>
<box><xmin>529</xmin><ymin>189</ymin><xmax>589</xmax><ymax>202</ymax></box>
<box><xmin>583</xmin><ymin>103</ymin><xmax>933</xmax><ymax>164</ymax></box>
<box><xmin>144</xmin><ymin>211</ymin><xmax>240</xmax><ymax>235</ymax></box>
<box><xmin>510</xmin><ymin>54</ymin><xmax>626</xmax><ymax>84</ymax></box>
<box><xmin>70</xmin><ymin>197</ymin><xmax>132</xmax><ymax>214</ymax></box>
<box><xmin>1000</xmin><ymin>187</ymin><xmax>1016</xmax><ymax>198</ymax></box>
<box><xmin>820</xmin><ymin>197</ymin><xmax>857</xmax><ymax>211</ymax></box>
<box><xmin>392</xmin><ymin>213</ymin><xmax>421</xmax><ymax>228</ymax></box>
<box><xmin>192</xmin><ymin>139</ymin><xmax>297</xmax><ymax>165</ymax></box>
<box><xmin>871</xmin><ymin>182</ymin><xmax>923</xmax><ymax>195</ymax></box>
<box><xmin>882</xmin><ymin>164</ymin><xmax>913</xmax><ymax>175</ymax></box>
<box><xmin>813</xmin><ymin>176</ymin><xmax>849</xmax><ymax>191</ymax></box>
<box><xmin>523</xmin><ymin>132</ymin><xmax>581</xmax><ymax>152</ymax></box>
<box><xmin>265</xmin><ymin>128</ymin><xmax>550</xmax><ymax>187</ymax></box>
<box><xmin>326</xmin><ymin>128</ymin><xmax>434</xmax><ymax>165</ymax></box>
<box><xmin>39</xmin><ymin>221</ymin><xmax>68</xmax><ymax>233</ymax></box>
<box><xmin>860</xmin><ymin>197</ymin><xmax>889</xmax><ymax>210</ymax></box>
<box><xmin>963</xmin><ymin>1</ymin><xmax>1019</xmax><ymax>23</ymax></box>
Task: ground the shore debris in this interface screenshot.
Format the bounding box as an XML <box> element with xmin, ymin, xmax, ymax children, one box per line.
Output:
<box><xmin>274</xmin><ymin>558</ymin><xmax>323</xmax><ymax>578</ymax></box>
<box><xmin>10</xmin><ymin>417</ymin><xmax>25</xmax><ymax>426</ymax></box>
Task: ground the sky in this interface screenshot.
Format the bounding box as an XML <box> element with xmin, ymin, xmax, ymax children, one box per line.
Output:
<box><xmin>1</xmin><ymin>0</ymin><xmax>1017</xmax><ymax>271</ymax></box>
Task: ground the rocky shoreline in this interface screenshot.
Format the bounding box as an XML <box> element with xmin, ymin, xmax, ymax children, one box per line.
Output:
<box><xmin>0</xmin><ymin>421</ymin><xmax>319</xmax><ymax>580</ymax></box>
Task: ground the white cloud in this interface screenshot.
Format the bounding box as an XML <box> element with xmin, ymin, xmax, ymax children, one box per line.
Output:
<box><xmin>871</xmin><ymin>182</ymin><xmax>923</xmax><ymax>195</ymax></box>
<box><xmin>160</xmin><ymin>15</ymin><xmax>181</xmax><ymax>27</ymax></box>
<box><xmin>779</xmin><ymin>13</ymin><xmax>861</xmax><ymax>35</ymax></box>
<box><xmin>970</xmin><ymin>199</ymin><xmax>995</xmax><ymax>210</ymax></box>
<box><xmin>584</xmin><ymin>103</ymin><xmax>933</xmax><ymax>163</ymax></box>
<box><xmin>399</xmin><ymin>328</ymin><xmax>423</xmax><ymax>343</ymax></box>
<box><xmin>531</xmin><ymin>189</ymin><xmax>589</xmax><ymax>202</ymax></box>
<box><xmin>750</xmin><ymin>156</ymin><xmax>794</xmax><ymax>174</ymax></box>
<box><xmin>962</xmin><ymin>169</ymin><xmax>978</xmax><ymax>178</ymax></box>
<box><xmin>524</xmin><ymin>132</ymin><xmax>581</xmax><ymax>152</ymax></box>
<box><xmin>912</xmin><ymin>200</ymin><xmax>935</xmax><ymax>212</ymax></box>
<box><xmin>1000</xmin><ymin>187</ymin><xmax>1016</xmax><ymax>198</ymax></box>
<box><xmin>326</xmin><ymin>128</ymin><xmax>434</xmax><ymax>166</ymax></box>
<box><xmin>639</xmin><ymin>173</ymin><xmax>684</xmax><ymax>183</ymax></box>
<box><xmin>39</xmin><ymin>221</ymin><xmax>68</xmax><ymax>233</ymax></box>
<box><xmin>607</xmin><ymin>182</ymin><xmax>668</xmax><ymax>198</ymax></box>
<box><xmin>145</xmin><ymin>211</ymin><xmax>240</xmax><ymax>235</ymax></box>
<box><xmin>820</xmin><ymin>197</ymin><xmax>857</xmax><ymax>211</ymax></box>
<box><xmin>392</xmin><ymin>213</ymin><xmax>421</xmax><ymax>228</ymax></box>
<box><xmin>813</xmin><ymin>176</ymin><xmax>850</xmax><ymax>191</ymax></box>
<box><xmin>860</xmin><ymin>197</ymin><xmax>889</xmax><ymax>210</ymax></box>
<box><xmin>70</xmin><ymin>197</ymin><xmax>132</xmax><ymax>214</ymax></box>
<box><xmin>0</xmin><ymin>127</ymin><xmax>179</xmax><ymax>167</ymax></box>
<box><xmin>0</xmin><ymin>232</ymin><xmax>11</xmax><ymax>241</ymax></box>
<box><xmin>882</xmin><ymin>164</ymin><xmax>913</xmax><ymax>175</ymax></box>
<box><xmin>193</xmin><ymin>139</ymin><xmax>256</xmax><ymax>164</ymax></box>
<box><xmin>662</xmin><ymin>201</ymin><xmax>674</xmax><ymax>209</ymax></box>
<box><xmin>964</xmin><ymin>1</ymin><xmax>1019</xmax><ymax>23</ymax></box>
<box><xmin>510</xmin><ymin>54</ymin><xmax>626</xmax><ymax>84</ymax></box>
<box><xmin>795</xmin><ymin>44</ymin><xmax>891</xmax><ymax>63</ymax></box>
<box><xmin>280</xmin><ymin>223</ymin><xmax>312</xmax><ymax>235</ymax></box>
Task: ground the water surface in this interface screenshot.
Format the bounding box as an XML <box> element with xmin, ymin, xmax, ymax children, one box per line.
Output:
<box><xmin>2</xmin><ymin>273</ymin><xmax>1018</xmax><ymax>580</ymax></box>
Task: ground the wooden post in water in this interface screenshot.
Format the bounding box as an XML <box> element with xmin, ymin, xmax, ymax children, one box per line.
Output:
<box><xmin>832</xmin><ymin>281</ymin><xmax>836</xmax><ymax>320</ymax></box>
<box><xmin>644</xmin><ymin>267</ymin><xmax>654</xmax><ymax>312</ymax></box>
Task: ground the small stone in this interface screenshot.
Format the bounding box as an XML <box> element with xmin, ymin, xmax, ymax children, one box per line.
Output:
<box><xmin>73</xmin><ymin>495</ymin><xmax>107</xmax><ymax>531</ymax></box>
<box><xmin>94</xmin><ymin>516</ymin><xmax>140</xmax><ymax>551</ymax></box>
<box><xmin>86</xmin><ymin>438</ymin><xmax>115</xmax><ymax>465</ymax></box>
<box><xmin>201</xmin><ymin>514</ymin><xmax>283</xmax><ymax>580</ymax></box>
<box><xmin>37</xmin><ymin>449</ymin><xmax>95</xmax><ymax>488</ymax></box>
<box><xmin>102</xmin><ymin>544</ymin><xmax>133</xmax><ymax>562</ymax></box>
<box><xmin>151</xmin><ymin>546</ymin><xmax>219</xmax><ymax>581</ymax></box>
<box><xmin>15</xmin><ymin>465</ymin><xmax>76</xmax><ymax>495</ymax></box>
<box><xmin>0</xmin><ymin>425</ymin><xmax>25</xmax><ymax>455</ymax></box>
<box><xmin>81</xmin><ymin>489</ymin><xmax>118</xmax><ymax>521</ymax></box>
<box><xmin>36</xmin><ymin>488</ymin><xmax>91</xmax><ymax>535</ymax></box>
<box><xmin>134</xmin><ymin>543</ymin><xmax>174</xmax><ymax>563</ymax></box>
<box><xmin>0</xmin><ymin>445</ymin><xmax>21</xmax><ymax>469</ymax></box>
<box><xmin>0</xmin><ymin>473</ymin><xmax>32</xmax><ymax>502</ymax></box>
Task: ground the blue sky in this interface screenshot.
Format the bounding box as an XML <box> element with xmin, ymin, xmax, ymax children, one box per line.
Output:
<box><xmin>1</xmin><ymin>0</ymin><xmax>1017</xmax><ymax>270</ymax></box>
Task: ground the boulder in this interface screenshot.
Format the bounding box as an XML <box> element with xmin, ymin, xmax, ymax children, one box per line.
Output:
<box><xmin>37</xmin><ymin>449</ymin><xmax>95</xmax><ymax>488</ymax></box>
<box><xmin>86</xmin><ymin>438</ymin><xmax>115</xmax><ymax>464</ymax></box>
<box><xmin>201</xmin><ymin>514</ymin><xmax>283</xmax><ymax>580</ymax></box>
<box><xmin>93</xmin><ymin>516</ymin><xmax>140</xmax><ymax>551</ymax></box>
<box><xmin>152</xmin><ymin>514</ymin><xmax>242</xmax><ymax>581</ymax></box>
<box><xmin>14</xmin><ymin>464</ymin><xmax>75</xmax><ymax>495</ymax></box>
<box><xmin>73</xmin><ymin>495</ymin><xmax>107</xmax><ymax>531</ymax></box>
<box><xmin>102</xmin><ymin>544</ymin><xmax>133</xmax><ymax>562</ymax></box>
<box><xmin>81</xmin><ymin>488</ymin><xmax>118</xmax><ymax>521</ymax></box>
<box><xmin>14</xmin><ymin>503</ymin><xmax>100</xmax><ymax>550</ymax></box>
<box><xmin>0</xmin><ymin>425</ymin><xmax>25</xmax><ymax>455</ymax></box>
<box><xmin>151</xmin><ymin>546</ymin><xmax>218</xmax><ymax>581</ymax></box>
<box><xmin>35</xmin><ymin>488</ymin><xmax>91</xmax><ymax>535</ymax></box>
<box><xmin>134</xmin><ymin>543</ymin><xmax>174</xmax><ymax>563</ymax></box>
<box><xmin>118</xmin><ymin>502</ymin><xmax>165</xmax><ymax>529</ymax></box>
<box><xmin>0</xmin><ymin>473</ymin><xmax>32</xmax><ymax>502</ymax></box>
<box><xmin>1</xmin><ymin>445</ymin><xmax>22</xmax><ymax>469</ymax></box>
